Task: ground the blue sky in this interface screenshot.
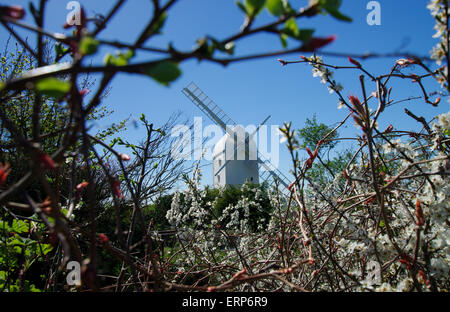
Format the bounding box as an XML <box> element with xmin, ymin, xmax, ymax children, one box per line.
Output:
<box><xmin>1</xmin><ymin>0</ymin><xmax>449</xmax><ymax>189</ymax></box>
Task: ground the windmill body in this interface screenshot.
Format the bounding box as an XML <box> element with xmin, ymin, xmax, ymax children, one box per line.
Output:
<box><xmin>212</xmin><ymin>125</ymin><xmax>259</xmax><ymax>187</ymax></box>
<box><xmin>182</xmin><ymin>82</ymin><xmax>291</xmax><ymax>195</ymax></box>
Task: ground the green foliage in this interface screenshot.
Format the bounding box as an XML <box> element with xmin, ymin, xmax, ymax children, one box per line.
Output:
<box><xmin>79</xmin><ymin>36</ymin><xmax>99</xmax><ymax>56</ymax></box>
<box><xmin>144</xmin><ymin>12</ymin><xmax>167</xmax><ymax>38</ymax></box>
<box><xmin>297</xmin><ymin>114</ymin><xmax>337</xmax><ymax>152</ymax></box>
<box><xmin>145</xmin><ymin>195</ymin><xmax>173</xmax><ymax>231</ymax></box>
<box><xmin>104</xmin><ymin>50</ymin><xmax>135</xmax><ymax>66</ymax></box>
<box><xmin>0</xmin><ymin>43</ymin><xmax>130</xmax><ymax>291</ymax></box>
<box><xmin>245</xmin><ymin>0</ymin><xmax>267</xmax><ymax>17</ymax></box>
<box><xmin>281</xmin><ymin>18</ymin><xmax>315</xmax><ymax>42</ymax></box>
<box><xmin>0</xmin><ymin>216</ymin><xmax>53</xmax><ymax>292</ymax></box>
<box><xmin>318</xmin><ymin>0</ymin><xmax>352</xmax><ymax>22</ymax></box>
<box><xmin>212</xmin><ymin>184</ymin><xmax>273</xmax><ymax>232</ymax></box>
<box><xmin>266</xmin><ymin>0</ymin><xmax>285</xmax><ymax>16</ymax></box>
<box><xmin>144</xmin><ymin>60</ymin><xmax>181</xmax><ymax>86</ymax></box>
<box><xmin>295</xmin><ymin>114</ymin><xmax>352</xmax><ymax>189</ymax></box>
<box><xmin>35</xmin><ymin>78</ymin><xmax>71</xmax><ymax>98</ymax></box>
<box><xmin>54</xmin><ymin>42</ymin><xmax>69</xmax><ymax>59</ymax></box>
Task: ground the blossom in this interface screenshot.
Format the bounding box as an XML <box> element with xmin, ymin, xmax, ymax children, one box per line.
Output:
<box><xmin>0</xmin><ymin>162</ymin><xmax>10</xmax><ymax>187</ymax></box>
<box><xmin>416</xmin><ymin>199</ymin><xmax>424</xmax><ymax>226</ymax></box>
<box><xmin>277</xmin><ymin>59</ymin><xmax>287</xmax><ymax>66</ymax></box>
<box><xmin>233</xmin><ymin>268</ymin><xmax>247</xmax><ymax>280</ymax></box>
<box><xmin>427</xmin><ymin>0</ymin><xmax>440</xmax><ymax>16</ymax></box>
<box><xmin>328</xmin><ymin>82</ymin><xmax>343</xmax><ymax>94</ymax></box>
<box><xmin>98</xmin><ymin>233</ymin><xmax>109</xmax><ymax>244</ymax></box>
<box><xmin>0</xmin><ymin>5</ymin><xmax>25</xmax><ymax>19</ymax></box>
<box><xmin>76</xmin><ymin>181</ymin><xmax>89</xmax><ymax>190</ymax></box>
<box><xmin>432</xmin><ymin>97</ymin><xmax>441</xmax><ymax>106</ymax></box>
<box><xmin>79</xmin><ymin>89</ymin><xmax>90</xmax><ymax>97</ymax></box>
<box><xmin>38</xmin><ymin>152</ymin><xmax>57</xmax><ymax>170</ymax></box>
<box><xmin>40</xmin><ymin>197</ymin><xmax>53</xmax><ymax>214</ymax></box>
<box><xmin>112</xmin><ymin>179</ymin><xmax>124</xmax><ymax>199</ymax></box>
<box><xmin>348</xmin><ymin>56</ymin><xmax>361</xmax><ymax>67</ymax></box>
<box><xmin>430</xmin><ymin>44</ymin><xmax>445</xmax><ymax>65</ymax></box>
<box><xmin>120</xmin><ymin>154</ymin><xmax>131</xmax><ymax>161</ymax></box>
<box><xmin>312</xmin><ymin>66</ymin><xmax>333</xmax><ymax>85</ymax></box>
<box><xmin>395</xmin><ymin>58</ymin><xmax>417</xmax><ymax>67</ymax></box>
<box><xmin>348</xmin><ymin>95</ymin><xmax>365</xmax><ymax>116</ymax></box>
<box><xmin>384</xmin><ymin>124</ymin><xmax>393</xmax><ymax>133</ymax></box>
<box><xmin>303</xmin><ymin>35</ymin><xmax>336</xmax><ymax>52</ymax></box>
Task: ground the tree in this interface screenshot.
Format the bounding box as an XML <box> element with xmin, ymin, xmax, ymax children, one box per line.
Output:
<box><xmin>297</xmin><ymin>114</ymin><xmax>338</xmax><ymax>152</ymax></box>
<box><xmin>0</xmin><ymin>39</ymin><xmax>132</xmax><ymax>291</ymax></box>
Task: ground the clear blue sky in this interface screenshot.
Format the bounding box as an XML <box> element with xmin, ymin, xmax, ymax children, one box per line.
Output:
<box><xmin>1</xmin><ymin>0</ymin><xmax>448</xmax><ymax>189</ymax></box>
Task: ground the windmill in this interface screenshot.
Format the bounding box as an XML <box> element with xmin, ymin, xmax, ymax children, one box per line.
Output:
<box><xmin>182</xmin><ymin>82</ymin><xmax>291</xmax><ymax>196</ymax></box>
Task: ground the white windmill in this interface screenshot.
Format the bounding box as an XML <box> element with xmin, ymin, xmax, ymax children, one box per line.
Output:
<box><xmin>182</xmin><ymin>82</ymin><xmax>291</xmax><ymax>195</ymax></box>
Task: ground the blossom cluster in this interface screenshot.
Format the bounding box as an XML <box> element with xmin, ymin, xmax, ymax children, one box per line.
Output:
<box><xmin>427</xmin><ymin>0</ymin><xmax>449</xmax><ymax>91</ymax></box>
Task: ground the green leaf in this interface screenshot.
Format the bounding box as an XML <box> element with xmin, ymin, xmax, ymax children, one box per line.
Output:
<box><xmin>245</xmin><ymin>0</ymin><xmax>267</xmax><ymax>16</ymax></box>
<box><xmin>379</xmin><ymin>220</ymin><xmax>385</xmax><ymax>228</ymax></box>
<box><xmin>283</xmin><ymin>17</ymin><xmax>299</xmax><ymax>37</ymax></box>
<box><xmin>326</xmin><ymin>7</ymin><xmax>352</xmax><ymax>22</ymax></box>
<box><xmin>79</xmin><ymin>37</ymin><xmax>99</xmax><ymax>56</ymax></box>
<box><xmin>0</xmin><ymin>220</ymin><xmax>10</xmax><ymax>232</ymax></box>
<box><xmin>41</xmin><ymin>244</ymin><xmax>53</xmax><ymax>256</ymax></box>
<box><xmin>236</xmin><ymin>1</ymin><xmax>248</xmax><ymax>14</ymax></box>
<box><xmin>210</xmin><ymin>38</ymin><xmax>235</xmax><ymax>55</ymax></box>
<box><xmin>296</xmin><ymin>29</ymin><xmax>315</xmax><ymax>42</ymax></box>
<box><xmin>266</xmin><ymin>0</ymin><xmax>284</xmax><ymax>16</ymax></box>
<box><xmin>281</xmin><ymin>17</ymin><xmax>314</xmax><ymax>42</ymax></box>
<box><xmin>145</xmin><ymin>12</ymin><xmax>167</xmax><ymax>38</ymax></box>
<box><xmin>35</xmin><ymin>78</ymin><xmax>71</xmax><ymax>98</ymax></box>
<box><xmin>104</xmin><ymin>50</ymin><xmax>134</xmax><ymax>66</ymax></box>
<box><xmin>279</xmin><ymin>33</ymin><xmax>288</xmax><ymax>48</ymax></box>
<box><xmin>104</xmin><ymin>53</ymin><xmax>115</xmax><ymax>66</ymax></box>
<box><xmin>319</xmin><ymin>0</ymin><xmax>342</xmax><ymax>11</ymax></box>
<box><xmin>122</xmin><ymin>49</ymin><xmax>135</xmax><ymax>60</ymax></box>
<box><xmin>12</xmin><ymin>220</ymin><xmax>28</xmax><ymax>234</ymax></box>
<box><xmin>10</xmin><ymin>238</ymin><xmax>25</xmax><ymax>247</ymax></box>
<box><xmin>195</xmin><ymin>37</ymin><xmax>214</xmax><ymax>57</ymax></box>
<box><xmin>54</xmin><ymin>43</ymin><xmax>69</xmax><ymax>58</ymax></box>
<box><xmin>319</xmin><ymin>0</ymin><xmax>352</xmax><ymax>22</ymax></box>
<box><xmin>144</xmin><ymin>61</ymin><xmax>181</xmax><ymax>86</ymax></box>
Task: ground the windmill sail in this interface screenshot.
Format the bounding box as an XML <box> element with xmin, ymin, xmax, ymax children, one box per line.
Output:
<box><xmin>182</xmin><ymin>82</ymin><xmax>236</xmax><ymax>136</ymax></box>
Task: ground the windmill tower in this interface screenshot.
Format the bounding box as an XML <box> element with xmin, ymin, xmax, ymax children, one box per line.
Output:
<box><xmin>182</xmin><ymin>82</ymin><xmax>291</xmax><ymax>195</ymax></box>
<box><xmin>212</xmin><ymin>124</ymin><xmax>259</xmax><ymax>187</ymax></box>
